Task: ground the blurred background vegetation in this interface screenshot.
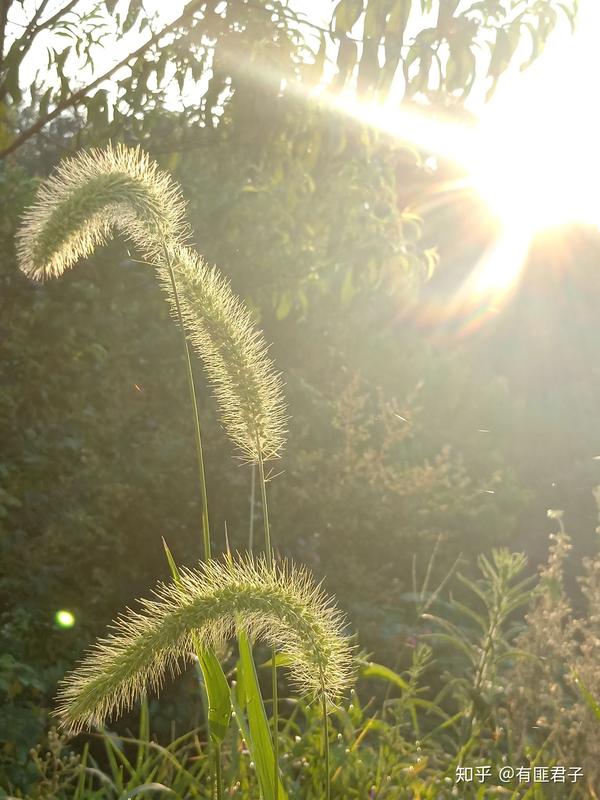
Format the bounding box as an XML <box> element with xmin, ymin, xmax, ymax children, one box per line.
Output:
<box><xmin>2</xmin><ymin>0</ymin><xmax>600</xmax><ymax>794</ymax></box>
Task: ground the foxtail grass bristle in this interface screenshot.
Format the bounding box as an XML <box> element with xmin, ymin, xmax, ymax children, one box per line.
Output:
<box><xmin>55</xmin><ymin>555</ymin><xmax>354</xmax><ymax>734</ymax></box>
<box><xmin>160</xmin><ymin>244</ymin><xmax>287</xmax><ymax>461</ymax></box>
<box><xmin>17</xmin><ymin>143</ymin><xmax>187</xmax><ymax>281</ymax></box>
<box><xmin>16</xmin><ymin>144</ymin><xmax>286</xmax><ymax>460</ymax></box>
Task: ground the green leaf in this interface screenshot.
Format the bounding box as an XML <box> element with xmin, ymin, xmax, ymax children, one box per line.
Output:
<box><xmin>387</xmin><ymin>0</ymin><xmax>411</xmax><ymax>39</ymax></box>
<box><xmin>198</xmin><ymin>648</ymin><xmax>232</xmax><ymax>744</ymax></box>
<box><xmin>572</xmin><ymin>672</ymin><xmax>600</xmax><ymax>722</ymax></box>
<box><xmin>447</xmin><ymin>596</ymin><xmax>487</xmax><ymax>633</ymax></box>
<box><xmin>363</xmin><ymin>1</ymin><xmax>386</xmax><ymax>39</ymax></box>
<box><xmin>123</xmin><ymin>0</ymin><xmax>143</xmax><ymax>34</ymax></box>
<box><xmin>275</xmin><ymin>291</ymin><xmax>293</xmax><ymax>321</ymax></box>
<box><xmin>135</xmin><ymin>697</ymin><xmax>149</xmax><ymax>773</ymax></box>
<box><xmin>234</xmin><ymin>630</ymin><xmax>288</xmax><ymax>800</ymax></box>
<box><xmin>4</xmin><ymin>66</ymin><xmax>22</xmax><ymax>104</ymax></box>
<box><xmin>102</xmin><ymin>730</ymin><xmax>130</xmax><ymax>790</ymax></box>
<box><xmin>357</xmin><ymin>36</ymin><xmax>380</xmax><ymax>96</ymax></box>
<box><xmin>259</xmin><ymin>653</ymin><xmax>294</xmax><ymax>669</ymax></box>
<box><xmin>334</xmin><ymin>0</ymin><xmax>364</xmax><ymax>35</ymax></box>
<box><xmin>422</xmin><ymin>631</ymin><xmax>476</xmax><ymax>664</ymax></box>
<box><xmin>162</xmin><ymin>538</ymin><xmax>231</xmax><ymax>745</ymax></box>
<box><xmin>118</xmin><ymin>785</ymin><xmax>175</xmax><ymax>799</ymax></box>
<box><xmin>335</xmin><ymin>36</ymin><xmax>358</xmax><ymax>88</ymax></box>
<box><xmin>303</xmin><ymin>31</ymin><xmax>326</xmax><ymax>84</ymax></box>
<box><xmin>380</xmin><ymin>0</ymin><xmax>411</xmax><ymax>94</ymax></box>
<box><xmin>38</xmin><ymin>87</ymin><xmax>52</xmax><ymax>120</ymax></box>
<box><xmin>161</xmin><ymin>537</ymin><xmax>180</xmax><ymax>580</ymax></box>
<box><xmin>86</xmin><ymin>90</ymin><xmax>108</xmax><ymax>128</ymax></box>
<box><xmin>359</xmin><ymin>660</ymin><xmax>410</xmax><ymax>691</ymax></box>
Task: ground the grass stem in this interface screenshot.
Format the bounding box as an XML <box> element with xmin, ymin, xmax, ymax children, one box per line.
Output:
<box><xmin>160</xmin><ymin>236</ymin><xmax>219</xmax><ymax>798</ymax></box>
<box><xmin>215</xmin><ymin>744</ymin><xmax>223</xmax><ymax>800</ymax></box>
<box><xmin>248</xmin><ymin>463</ymin><xmax>256</xmax><ymax>552</ymax></box>
<box><xmin>165</xmin><ymin>261</ymin><xmax>211</xmax><ymax>561</ymax></box>
<box><xmin>322</xmin><ymin>694</ymin><xmax>330</xmax><ymax>800</ymax></box>
<box><xmin>257</xmin><ymin>447</ymin><xmax>279</xmax><ymax>799</ymax></box>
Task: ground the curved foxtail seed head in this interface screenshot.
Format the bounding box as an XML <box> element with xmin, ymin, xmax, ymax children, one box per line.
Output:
<box><xmin>55</xmin><ymin>555</ymin><xmax>354</xmax><ymax>733</ymax></box>
<box><xmin>17</xmin><ymin>145</ymin><xmax>286</xmax><ymax>460</ymax></box>
<box><xmin>17</xmin><ymin>143</ymin><xmax>187</xmax><ymax>281</ymax></box>
<box><xmin>159</xmin><ymin>244</ymin><xmax>287</xmax><ymax>462</ymax></box>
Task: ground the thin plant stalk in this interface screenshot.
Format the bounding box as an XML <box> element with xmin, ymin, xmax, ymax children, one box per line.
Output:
<box><xmin>158</xmin><ymin>232</ymin><xmax>211</xmax><ymax>561</ymax></box>
<box><xmin>257</xmin><ymin>448</ymin><xmax>273</xmax><ymax>565</ymax></box>
<box><xmin>166</xmin><ymin>286</ymin><xmax>221</xmax><ymax>799</ymax></box>
<box><xmin>158</xmin><ymin>233</ymin><xmax>221</xmax><ymax>800</ymax></box>
<box><xmin>257</xmin><ymin>446</ymin><xmax>278</xmax><ymax>799</ymax></box>
<box><xmin>322</xmin><ymin>694</ymin><xmax>330</xmax><ymax>800</ymax></box>
<box><xmin>215</xmin><ymin>744</ymin><xmax>223</xmax><ymax>799</ymax></box>
<box><xmin>248</xmin><ymin>463</ymin><xmax>256</xmax><ymax>552</ymax></box>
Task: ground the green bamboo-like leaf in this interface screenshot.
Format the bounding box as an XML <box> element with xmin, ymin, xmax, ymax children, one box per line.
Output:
<box><xmin>235</xmin><ymin>630</ymin><xmax>288</xmax><ymax>800</ymax></box>
<box><xmin>421</xmin><ymin>612</ymin><xmax>476</xmax><ymax>652</ymax></box>
<box><xmin>455</xmin><ymin>572</ymin><xmax>488</xmax><ymax>606</ymax></box>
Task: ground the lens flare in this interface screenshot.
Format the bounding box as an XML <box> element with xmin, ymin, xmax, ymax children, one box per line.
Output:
<box><xmin>55</xmin><ymin>610</ymin><xmax>76</xmax><ymax>629</ymax></box>
<box><xmin>310</xmin><ymin>2</ymin><xmax>600</xmax><ymax>324</ymax></box>
<box><xmin>468</xmin><ymin>7</ymin><xmax>600</xmax><ymax>238</ymax></box>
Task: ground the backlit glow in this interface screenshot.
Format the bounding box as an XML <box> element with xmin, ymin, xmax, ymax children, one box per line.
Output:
<box><xmin>315</xmin><ymin>1</ymin><xmax>600</xmax><ymax>314</ymax></box>
<box><xmin>55</xmin><ymin>610</ymin><xmax>76</xmax><ymax>629</ymax></box>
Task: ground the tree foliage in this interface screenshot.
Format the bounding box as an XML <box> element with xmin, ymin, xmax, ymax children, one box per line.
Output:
<box><xmin>0</xmin><ymin>0</ymin><xmax>577</xmax><ymax>159</ymax></box>
<box><xmin>330</xmin><ymin>0</ymin><xmax>578</xmax><ymax>100</ymax></box>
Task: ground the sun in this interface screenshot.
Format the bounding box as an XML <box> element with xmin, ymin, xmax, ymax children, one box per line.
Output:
<box><xmin>318</xmin><ymin>1</ymin><xmax>600</xmax><ymax>312</ymax></box>
<box><xmin>468</xmin><ymin>4</ymin><xmax>600</xmax><ymax>239</ymax></box>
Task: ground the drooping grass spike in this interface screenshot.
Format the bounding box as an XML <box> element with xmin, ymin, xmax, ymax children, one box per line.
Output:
<box><xmin>158</xmin><ymin>244</ymin><xmax>286</xmax><ymax>462</ymax></box>
<box><xmin>17</xmin><ymin>143</ymin><xmax>187</xmax><ymax>281</ymax></box>
<box><xmin>16</xmin><ymin>144</ymin><xmax>287</xmax><ymax>462</ymax></box>
<box><xmin>56</xmin><ymin>556</ymin><xmax>354</xmax><ymax>734</ymax></box>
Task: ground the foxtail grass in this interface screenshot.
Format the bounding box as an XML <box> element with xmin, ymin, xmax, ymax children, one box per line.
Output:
<box><xmin>55</xmin><ymin>556</ymin><xmax>353</xmax><ymax>735</ymax></box>
<box><xmin>17</xmin><ymin>144</ymin><xmax>286</xmax><ymax>466</ymax></box>
<box><xmin>157</xmin><ymin>243</ymin><xmax>287</xmax><ymax>463</ymax></box>
<box><xmin>17</xmin><ymin>144</ymin><xmax>187</xmax><ymax>281</ymax></box>
<box><xmin>18</xmin><ymin>145</ymin><xmax>333</xmax><ymax>797</ymax></box>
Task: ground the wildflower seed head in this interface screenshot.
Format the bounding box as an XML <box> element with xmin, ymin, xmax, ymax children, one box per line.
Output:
<box><xmin>17</xmin><ymin>143</ymin><xmax>187</xmax><ymax>281</ymax></box>
<box><xmin>55</xmin><ymin>555</ymin><xmax>354</xmax><ymax>733</ymax></box>
<box><xmin>159</xmin><ymin>245</ymin><xmax>287</xmax><ymax>461</ymax></box>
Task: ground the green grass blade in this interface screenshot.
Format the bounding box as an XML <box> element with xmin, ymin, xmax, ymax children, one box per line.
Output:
<box><xmin>102</xmin><ymin>730</ymin><xmax>129</xmax><ymax>790</ymax></box>
<box><xmin>235</xmin><ymin>630</ymin><xmax>288</xmax><ymax>800</ymax></box>
<box><xmin>572</xmin><ymin>671</ymin><xmax>600</xmax><ymax>721</ymax></box>
<box><xmin>198</xmin><ymin>648</ymin><xmax>232</xmax><ymax>744</ymax></box>
<box><xmin>118</xmin><ymin>784</ymin><xmax>175</xmax><ymax>799</ymax></box>
<box><xmin>163</xmin><ymin>538</ymin><xmax>232</xmax><ymax>745</ymax></box>
<box><xmin>358</xmin><ymin>661</ymin><xmax>410</xmax><ymax>692</ymax></box>
<box><xmin>74</xmin><ymin>742</ymin><xmax>90</xmax><ymax>799</ymax></box>
<box><xmin>135</xmin><ymin>697</ymin><xmax>150</xmax><ymax>774</ymax></box>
